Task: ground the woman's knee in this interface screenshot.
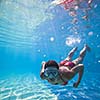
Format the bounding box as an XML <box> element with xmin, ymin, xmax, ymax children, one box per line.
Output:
<box><xmin>78</xmin><ymin>64</ymin><xmax>84</xmax><ymax>70</ymax></box>
<box><xmin>78</xmin><ymin>64</ymin><xmax>84</xmax><ymax>66</ymax></box>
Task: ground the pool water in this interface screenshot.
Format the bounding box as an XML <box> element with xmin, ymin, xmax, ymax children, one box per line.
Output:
<box><xmin>0</xmin><ymin>73</ymin><xmax>100</xmax><ymax>100</ymax></box>
<box><xmin>0</xmin><ymin>0</ymin><xmax>100</xmax><ymax>100</ymax></box>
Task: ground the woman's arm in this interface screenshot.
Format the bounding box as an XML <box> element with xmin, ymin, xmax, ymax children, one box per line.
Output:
<box><xmin>71</xmin><ymin>64</ymin><xmax>84</xmax><ymax>88</ymax></box>
<box><xmin>40</xmin><ymin>61</ymin><xmax>46</xmax><ymax>80</ymax></box>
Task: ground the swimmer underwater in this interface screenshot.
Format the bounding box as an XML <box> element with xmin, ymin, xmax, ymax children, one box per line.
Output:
<box><xmin>40</xmin><ymin>44</ymin><xmax>90</xmax><ymax>88</ymax></box>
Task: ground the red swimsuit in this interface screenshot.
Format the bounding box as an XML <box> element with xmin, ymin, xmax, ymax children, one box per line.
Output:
<box><xmin>60</xmin><ymin>60</ymin><xmax>75</xmax><ymax>68</ymax></box>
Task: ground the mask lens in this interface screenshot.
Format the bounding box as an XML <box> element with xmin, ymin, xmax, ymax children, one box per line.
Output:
<box><xmin>44</xmin><ymin>71</ymin><xmax>49</xmax><ymax>77</ymax></box>
<box><xmin>44</xmin><ymin>69</ymin><xmax>58</xmax><ymax>79</ymax></box>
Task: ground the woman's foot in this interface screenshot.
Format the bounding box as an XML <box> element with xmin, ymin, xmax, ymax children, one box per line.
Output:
<box><xmin>84</xmin><ymin>44</ymin><xmax>91</xmax><ymax>52</ymax></box>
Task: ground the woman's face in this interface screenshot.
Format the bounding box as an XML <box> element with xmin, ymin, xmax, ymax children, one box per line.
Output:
<box><xmin>44</xmin><ymin>67</ymin><xmax>59</xmax><ymax>82</ymax></box>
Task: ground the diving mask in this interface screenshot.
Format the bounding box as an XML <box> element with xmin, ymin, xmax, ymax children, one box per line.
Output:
<box><xmin>44</xmin><ymin>67</ymin><xmax>59</xmax><ymax>79</ymax></box>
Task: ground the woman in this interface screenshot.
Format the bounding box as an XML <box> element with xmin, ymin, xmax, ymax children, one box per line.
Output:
<box><xmin>40</xmin><ymin>44</ymin><xmax>90</xmax><ymax>88</ymax></box>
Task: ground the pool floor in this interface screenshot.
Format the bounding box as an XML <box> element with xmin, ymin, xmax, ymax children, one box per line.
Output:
<box><xmin>0</xmin><ymin>73</ymin><xmax>100</xmax><ymax>100</ymax></box>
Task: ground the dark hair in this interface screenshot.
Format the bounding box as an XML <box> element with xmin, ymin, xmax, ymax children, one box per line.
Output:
<box><xmin>45</xmin><ymin>60</ymin><xmax>59</xmax><ymax>69</ymax></box>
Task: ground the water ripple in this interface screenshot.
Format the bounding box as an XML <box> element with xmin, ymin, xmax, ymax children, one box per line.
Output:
<box><xmin>0</xmin><ymin>73</ymin><xmax>100</xmax><ymax>100</ymax></box>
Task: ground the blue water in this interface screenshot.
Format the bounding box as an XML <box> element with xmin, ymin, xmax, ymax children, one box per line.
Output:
<box><xmin>0</xmin><ymin>0</ymin><xmax>100</xmax><ymax>100</ymax></box>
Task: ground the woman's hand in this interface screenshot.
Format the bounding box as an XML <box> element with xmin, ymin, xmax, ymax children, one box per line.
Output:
<box><xmin>73</xmin><ymin>82</ymin><xmax>80</xmax><ymax>88</ymax></box>
<box><xmin>41</xmin><ymin>61</ymin><xmax>46</xmax><ymax>65</ymax></box>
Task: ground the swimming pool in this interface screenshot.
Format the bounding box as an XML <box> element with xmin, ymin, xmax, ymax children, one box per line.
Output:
<box><xmin>0</xmin><ymin>0</ymin><xmax>100</xmax><ymax>100</ymax></box>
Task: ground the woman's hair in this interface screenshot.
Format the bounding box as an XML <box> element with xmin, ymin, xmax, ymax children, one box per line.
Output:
<box><xmin>45</xmin><ymin>60</ymin><xmax>59</xmax><ymax>69</ymax></box>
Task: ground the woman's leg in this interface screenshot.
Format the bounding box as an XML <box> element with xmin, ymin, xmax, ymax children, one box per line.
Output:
<box><xmin>65</xmin><ymin>47</ymin><xmax>78</xmax><ymax>61</ymax></box>
<box><xmin>72</xmin><ymin>44</ymin><xmax>90</xmax><ymax>65</ymax></box>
